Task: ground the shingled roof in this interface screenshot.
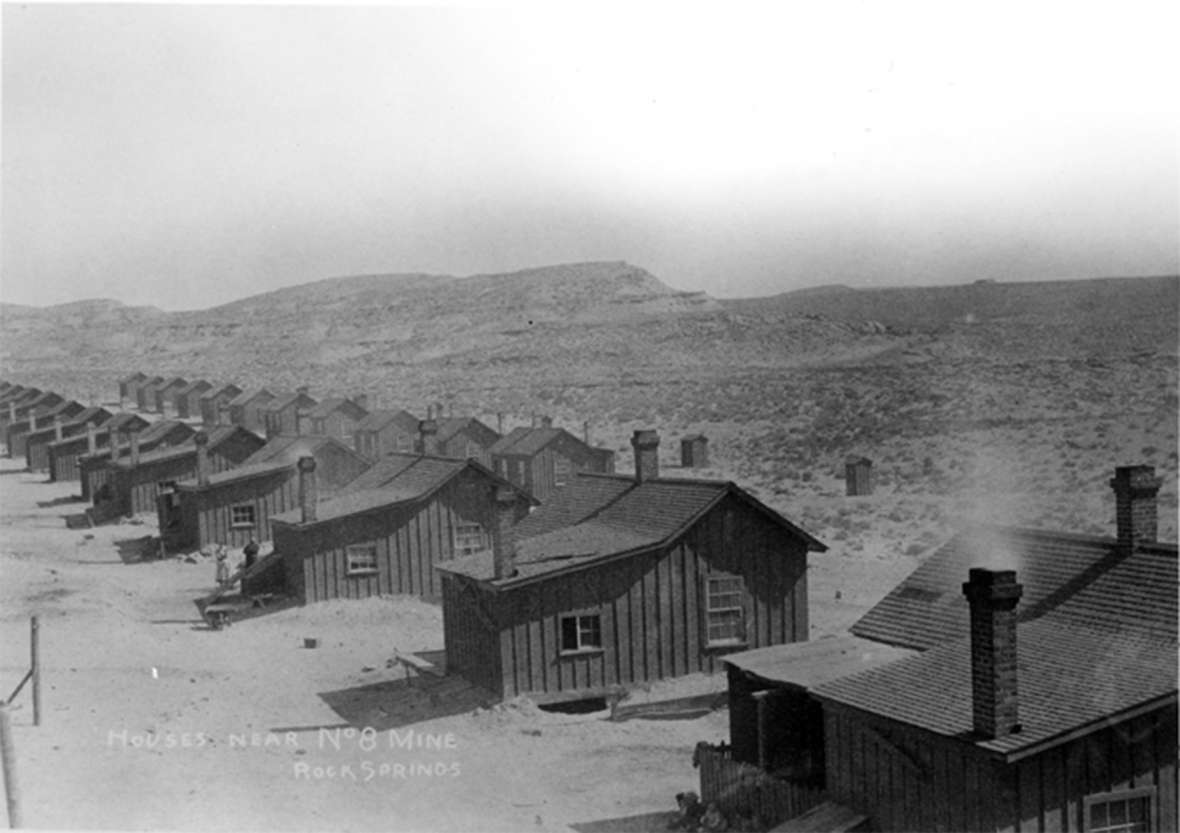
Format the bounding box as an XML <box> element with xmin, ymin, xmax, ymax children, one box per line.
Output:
<box><xmin>270</xmin><ymin>453</ymin><xmax>533</xmax><ymax>526</ymax></box>
<box><xmin>438</xmin><ymin>471</ymin><xmax>827</xmax><ymax>588</ymax></box>
<box><xmin>848</xmin><ymin>525</ymin><xmax>1177</xmax><ymax>650</ymax></box>
<box><xmin>303</xmin><ymin>397</ymin><xmax>367</xmax><ymax>421</ymax></box>
<box><xmin>434</xmin><ymin>416</ymin><xmax>496</xmax><ymax>445</ymax></box>
<box><xmin>354</xmin><ymin>409</ymin><xmax>420</xmax><ymax>434</ymax></box>
<box><xmin>110</xmin><ymin>425</ymin><xmax>248</xmax><ymax>469</ymax></box>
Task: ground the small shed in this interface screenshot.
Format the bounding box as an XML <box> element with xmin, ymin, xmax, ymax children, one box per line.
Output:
<box><xmin>680</xmin><ymin>434</ymin><xmax>709</xmax><ymax>468</ymax></box>
<box><xmin>198</xmin><ymin>383</ymin><xmax>243</xmax><ymax>426</ymax></box>
<box><xmin>118</xmin><ymin>372</ymin><xmax>148</xmax><ymax>407</ymax></box>
<box><xmin>174</xmin><ymin>379</ymin><xmax>213</xmax><ymax>419</ymax></box>
<box><xmin>844</xmin><ymin>456</ymin><xmax>873</xmax><ymax>496</ymax></box>
<box><xmin>352</xmin><ymin>409</ymin><xmax>421</xmax><ymax>460</ymax></box>
<box><xmin>488</xmin><ymin>421</ymin><xmax>616</xmax><ymax>504</ymax></box>
<box><xmin>152</xmin><ymin>377</ymin><xmax>189</xmax><ymax>415</ymax></box>
<box><xmin>132</xmin><ymin>377</ymin><xmax>164</xmax><ymax>411</ymax></box>
<box><xmin>226</xmin><ymin>388</ymin><xmax>276</xmax><ymax>435</ymax></box>
<box><xmin>300</xmin><ymin>397</ymin><xmax>369</xmax><ymax>444</ymax></box>
<box><xmin>262</xmin><ymin>391</ymin><xmax>317</xmax><ymax>437</ymax></box>
<box><xmin>431</xmin><ymin>416</ymin><xmax>502</xmax><ymax>467</ymax></box>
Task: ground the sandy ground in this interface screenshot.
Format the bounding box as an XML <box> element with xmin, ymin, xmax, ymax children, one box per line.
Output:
<box><xmin>0</xmin><ymin>456</ymin><xmax>904</xmax><ymax>832</ymax></box>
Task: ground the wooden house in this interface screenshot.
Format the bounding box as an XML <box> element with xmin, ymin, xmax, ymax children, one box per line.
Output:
<box><xmin>79</xmin><ymin>419</ymin><xmax>193</xmax><ymax>501</ymax></box>
<box><xmin>488</xmin><ymin>420</ymin><xmax>616</xmax><ymax>504</ymax></box>
<box><xmin>427</xmin><ymin>417</ymin><xmax>501</xmax><ymax>467</ymax></box>
<box><xmin>681</xmin><ymin>434</ymin><xmax>710</xmax><ymax>468</ymax></box>
<box><xmin>261</xmin><ymin>391</ymin><xmax>317</xmax><ymax>438</ymax></box>
<box><xmin>117</xmin><ymin>372</ymin><xmax>147</xmax><ymax>407</ymax></box>
<box><xmin>301</xmin><ymin>397</ymin><xmax>369</xmax><ymax>444</ymax></box>
<box><xmin>134</xmin><ymin>377</ymin><xmax>165</xmax><ymax>411</ymax></box>
<box><xmin>174</xmin><ymin>379</ymin><xmax>213</xmax><ymax>419</ymax></box>
<box><xmin>6</xmin><ymin>398</ymin><xmax>83</xmax><ymax>459</ymax></box>
<box><xmin>163</xmin><ymin>435</ymin><xmax>370</xmax><ymax>552</ymax></box>
<box><xmin>152</xmin><ymin>377</ymin><xmax>189</xmax><ymax>415</ymax></box>
<box><xmin>95</xmin><ymin>425</ymin><xmax>264</xmax><ymax>519</ymax></box>
<box><xmin>844</xmin><ymin>456</ymin><xmax>873</xmax><ymax>496</ymax></box>
<box><xmin>352</xmin><ymin>409</ymin><xmax>420</xmax><ymax>460</ymax></box>
<box><xmin>24</xmin><ymin>406</ymin><xmax>113</xmax><ymax>472</ymax></box>
<box><xmin>697</xmin><ymin>464</ymin><xmax>1177</xmax><ymax>832</ymax></box>
<box><xmin>226</xmin><ymin>388</ymin><xmax>275</xmax><ymax>434</ymax></box>
<box><xmin>436</xmin><ymin>430</ymin><xmax>826</xmax><ymax>703</ymax></box>
<box><xmin>48</xmin><ymin>413</ymin><xmax>149</xmax><ymax>484</ymax></box>
<box><xmin>0</xmin><ymin>387</ymin><xmax>42</xmax><ymax>438</ymax></box>
<box><xmin>263</xmin><ymin>453</ymin><xmax>535</xmax><ymax>604</ymax></box>
<box><xmin>198</xmin><ymin>383</ymin><xmax>243</xmax><ymax>426</ymax></box>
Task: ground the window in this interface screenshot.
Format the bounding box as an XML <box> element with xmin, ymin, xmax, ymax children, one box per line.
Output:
<box><xmin>1085</xmin><ymin>787</ymin><xmax>1156</xmax><ymax>833</ymax></box>
<box><xmin>156</xmin><ymin>480</ymin><xmax>178</xmax><ymax>494</ymax></box>
<box><xmin>553</xmin><ymin>456</ymin><xmax>572</xmax><ymax>487</ymax></box>
<box><xmin>465</xmin><ymin>441</ymin><xmax>480</xmax><ymax>459</ymax></box>
<box><xmin>346</xmin><ymin>545</ymin><xmax>378</xmax><ymax>576</ymax></box>
<box><xmin>230</xmin><ymin>504</ymin><xmax>256</xmax><ymax>528</ymax></box>
<box><xmin>454</xmin><ymin>523</ymin><xmax>485</xmax><ymax>556</ymax></box>
<box><xmin>705</xmin><ymin>575</ymin><xmax>746</xmax><ymax>646</ymax></box>
<box><xmin>395</xmin><ymin>434</ymin><xmax>413</xmax><ymax>452</ymax></box>
<box><xmin>560</xmin><ymin>615</ymin><xmax>602</xmax><ymax>653</ymax></box>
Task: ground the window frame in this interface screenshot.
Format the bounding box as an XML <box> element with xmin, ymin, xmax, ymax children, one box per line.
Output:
<box><xmin>704</xmin><ymin>574</ymin><xmax>747</xmax><ymax>648</ymax></box>
<box><xmin>1083</xmin><ymin>786</ymin><xmax>1157</xmax><ymax>833</ymax></box>
<box><xmin>453</xmin><ymin>522</ymin><xmax>486</xmax><ymax>556</ymax></box>
<box><xmin>229</xmin><ymin>503</ymin><xmax>257</xmax><ymax>529</ymax></box>
<box><xmin>345</xmin><ymin>544</ymin><xmax>379</xmax><ymax>577</ymax></box>
<box><xmin>156</xmin><ymin>480</ymin><xmax>178</xmax><ymax>495</ymax></box>
<box><xmin>559</xmin><ymin>614</ymin><xmax>603</xmax><ymax>655</ymax></box>
<box><xmin>553</xmin><ymin>454</ymin><xmax>572</xmax><ymax>487</ymax></box>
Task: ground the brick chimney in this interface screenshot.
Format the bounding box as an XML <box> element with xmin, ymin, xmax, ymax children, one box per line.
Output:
<box><xmin>491</xmin><ymin>486</ymin><xmax>519</xmax><ymax>580</ymax></box>
<box><xmin>962</xmin><ymin>568</ymin><xmax>1023</xmax><ymax>739</ymax></box>
<box><xmin>419</xmin><ymin>419</ymin><xmax>439</xmax><ymax>456</ymax></box>
<box><xmin>195</xmin><ymin>431</ymin><xmax>211</xmax><ymax>487</ymax></box>
<box><xmin>298</xmin><ymin>456</ymin><xmax>318</xmax><ymax>524</ymax></box>
<box><xmin>86</xmin><ymin>422</ymin><xmax>97</xmax><ymax>454</ymax></box>
<box><xmin>54</xmin><ymin>416</ymin><xmax>63</xmax><ymax>441</ymax></box>
<box><xmin>1110</xmin><ymin>465</ymin><xmax>1161</xmax><ymax>554</ymax></box>
<box><xmin>631</xmin><ymin>430</ymin><xmax>660</xmax><ymax>482</ymax></box>
<box><xmin>128</xmin><ymin>428</ymin><xmax>141</xmax><ymax>467</ymax></box>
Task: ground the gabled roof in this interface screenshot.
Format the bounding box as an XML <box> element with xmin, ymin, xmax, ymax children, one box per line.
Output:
<box><xmin>263</xmin><ymin>391</ymin><xmax>316</xmax><ymax>412</ymax></box>
<box><xmin>110</xmin><ymin>425</ymin><xmax>247</xmax><ymax>469</ymax></box>
<box><xmin>439</xmin><ymin>471</ymin><xmax>827</xmax><ymax>588</ymax></box>
<box><xmin>303</xmin><ymin>397</ymin><xmax>367</xmax><ymax>421</ymax></box>
<box><xmin>488</xmin><ymin>426</ymin><xmax>564</xmax><ymax>457</ymax></box>
<box><xmin>850</xmin><ymin>525</ymin><xmax>1178</xmax><ymax>650</ymax></box>
<box><xmin>271</xmin><ymin>453</ymin><xmax>533</xmax><ymax>526</ymax></box>
<box><xmin>434</xmin><ymin>416</ymin><xmax>497</xmax><ymax>445</ymax></box>
<box><xmin>176</xmin><ymin>379</ymin><xmax>213</xmax><ymax>397</ymax></box>
<box><xmin>156</xmin><ymin>377</ymin><xmax>188</xmax><ymax>391</ymax></box>
<box><xmin>238</xmin><ymin>434</ymin><xmax>355</xmax><ymax>468</ymax></box>
<box><xmin>119</xmin><ymin>372</ymin><xmax>148</xmax><ymax>384</ymax></box>
<box><xmin>724</xmin><ymin>635</ymin><xmax>916</xmax><ymax>692</ymax></box>
<box><xmin>24</xmin><ymin>407</ymin><xmax>111</xmax><ymax>439</ymax></box>
<box><xmin>199</xmin><ymin>383</ymin><xmax>243</xmax><ymax>402</ymax></box>
<box><xmin>354</xmin><ymin>409</ymin><xmax>419</xmax><ymax>434</ymax></box>
<box><xmin>227</xmin><ymin>387</ymin><xmax>272</xmax><ymax>407</ymax></box>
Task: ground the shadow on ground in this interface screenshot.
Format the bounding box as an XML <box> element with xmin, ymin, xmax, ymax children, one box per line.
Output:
<box><xmin>115</xmin><ymin>535</ymin><xmax>162</xmax><ymax>564</ymax></box>
<box><xmin>569</xmin><ymin>810</ymin><xmax>677</xmax><ymax>833</ymax></box>
<box><xmin>318</xmin><ymin>661</ymin><xmax>497</xmax><ymax>730</ymax></box>
<box><xmin>36</xmin><ymin>495</ymin><xmax>83</xmax><ymax>508</ymax></box>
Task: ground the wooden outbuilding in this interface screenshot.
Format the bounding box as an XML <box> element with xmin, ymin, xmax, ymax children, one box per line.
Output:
<box><xmin>79</xmin><ymin>419</ymin><xmax>193</xmax><ymax>501</ymax></box>
<box><xmin>264</xmin><ymin>453</ymin><xmax>535</xmax><ymax>604</ymax></box>
<box><xmin>352</xmin><ymin>409</ymin><xmax>420</xmax><ymax>460</ymax></box>
<box><xmin>162</xmin><ymin>434</ymin><xmax>370</xmax><ymax>552</ymax></box>
<box><xmin>844</xmin><ymin>456</ymin><xmax>873</xmax><ymax>496</ymax></box>
<box><xmin>262</xmin><ymin>390</ymin><xmax>317</xmax><ymax>437</ymax></box>
<box><xmin>152</xmin><ymin>377</ymin><xmax>189</xmax><ymax>415</ymax></box>
<box><xmin>300</xmin><ymin>397</ymin><xmax>370</xmax><ymax>444</ymax></box>
<box><xmin>680</xmin><ymin>434</ymin><xmax>710</xmax><ymax>468</ymax></box>
<box><xmin>697</xmin><ymin>464</ymin><xmax>1177</xmax><ymax>832</ymax></box>
<box><xmin>488</xmin><ymin>419</ymin><xmax>616</xmax><ymax>504</ymax></box>
<box><xmin>427</xmin><ymin>417</ymin><xmax>501</xmax><ymax>467</ymax></box>
<box><xmin>6</xmin><ymin>398</ymin><xmax>82</xmax><ymax>459</ymax></box>
<box><xmin>47</xmin><ymin>413</ymin><xmax>150</xmax><ymax>484</ymax></box>
<box><xmin>199</xmin><ymin>383</ymin><xmax>243</xmax><ymax>426</ymax></box>
<box><xmin>24</xmin><ymin>406</ymin><xmax>113</xmax><ymax>472</ymax></box>
<box><xmin>437</xmin><ymin>430</ymin><xmax>826</xmax><ymax>703</ymax></box>
<box><xmin>95</xmin><ymin>425</ymin><xmax>264</xmax><ymax>518</ymax></box>
<box><xmin>117</xmin><ymin>372</ymin><xmax>148</xmax><ymax>407</ymax></box>
<box><xmin>173</xmin><ymin>379</ymin><xmax>213</xmax><ymax>419</ymax></box>
<box><xmin>226</xmin><ymin>388</ymin><xmax>276</xmax><ymax>434</ymax></box>
<box><xmin>133</xmin><ymin>377</ymin><xmax>165</xmax><ymax>411</ymax></box>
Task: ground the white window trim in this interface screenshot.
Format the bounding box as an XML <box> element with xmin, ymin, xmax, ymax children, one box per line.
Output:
<box><xmin>453</xmin><ymin>523</ymin><xmax>486</xmax><ymax>556</ymax></box>
<box><xmin>230</xmin><ymin>503</ymin><xmax>256</xmax><ymax>529</ymax></box>
<box><xmin>560</xmin><ymin>614</ymin><xmax>603</xmax><ymax>655</ymax></box>
<box><xmin>345</xmin><ymin>544</ymin><xmax>378</xmax><ymax>576</ymax></box>
<box><xmin>1083</xmin><ymin>785</ymin><xmax>1157</xmax><ymax>833</ymax></box>
<box><xmin>705</xmin><ymin>575</ymin><xmax>747</xmax><ymax>648</ymax></box>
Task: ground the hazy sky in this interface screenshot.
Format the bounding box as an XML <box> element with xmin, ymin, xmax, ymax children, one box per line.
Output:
<box><xmin>2</xmin><ymin>3</ymin><xmax>1178</xmax><ymax>310</ymax></box>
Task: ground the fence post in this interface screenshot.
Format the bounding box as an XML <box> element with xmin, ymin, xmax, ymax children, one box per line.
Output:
<box><xmin>29</xmin><ymin>619</ymin><xmax>39</xmax><ymax>729</ymax></box>
<box><xmin>0</xmin><ymin>704</ymin><xmax>21</xmax><ymax>828</ymax></box>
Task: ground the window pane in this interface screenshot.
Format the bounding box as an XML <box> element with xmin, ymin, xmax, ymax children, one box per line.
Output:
<box><xmin>579</xmin><ymin>616</ymin><xmax>601</xmax><ymax>648</ymax></box>
<box><xmin>1091</xmin><ymin>802</ymin><xmax>1108</xmax><ymax>830</ymax></box>
<box><xmin>561</xmin><ymin>617</ymin><xmax>578</xmax><ymax>651</ymax></box>
<box><xmin>1110</xmin><ymin>801</ymin><xmax>1127</xmax><ymax>828</ymax></box>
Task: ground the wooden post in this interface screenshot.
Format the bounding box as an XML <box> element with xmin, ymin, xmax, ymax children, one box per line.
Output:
<box><xmin>29</xmin><ymin>618</ymin><xmax>39</xmax><ymax>728</ymax></box>
<box><xmin>0</xmin><ymin>704</ymin><xmax>21</xmax><ymax>828</ymax></box>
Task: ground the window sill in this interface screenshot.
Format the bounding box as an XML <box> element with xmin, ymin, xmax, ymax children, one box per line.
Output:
<box><xmin>230</xmin><ymin>523</ymin><xmax>256</xmax><ymax>530</ymax></box>
<box><xmin>705</xmin><ymin>640</ymin><xmax>749</xmax><ymax>651</ymax></box>
<box><xmin>347</xmin><ymin>570</ymin><xmax>378</xmax><ymax>578</ymax></box>
<box><xmin>559</xmin><ymin>647</ymin><xmax>604</xmax><ymax>658</ymax></box>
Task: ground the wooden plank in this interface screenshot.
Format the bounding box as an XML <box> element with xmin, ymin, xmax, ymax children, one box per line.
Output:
<box><xmin>657</xmin><ymin>547</ymin><xmax>672</xmax><ymax>679</ymax></box>
<box><xmin>668</xmin><ymin>544</ymin><xmax>684</xmax><ymax>677</ymax></box>
<box><xmin>1156</xmin><ymin>709</ymin><xmax>1178</xmax><ymax>833</ymax></box>
<box><xmin>1128</xmin><ymin>714</ymin><xmax>1155</xmax><ymax>790</ymax></box>
<box><xmin>1086</xmin><ymin>733</ymin><xmax>1110</xmax><ymax>795</ymax></box>
<box><xmin>1042</xmin><ymin>746</ymin><xmax>1064</xmax><ymax>832</ymax></box>
<box><xmin>642</xmin><ymin>557</ymin><xmax>658</xmax><ymax>682</ymax></box>
<box><xmin>1064</xmin><ymin>737</ymin><xmax>1085</xmax><ymax>833</ymax></box>
<box><xmin>1019</xmin><ymin>755</ymin><xmax>1040</xmax><ymax>832</ymax></box>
